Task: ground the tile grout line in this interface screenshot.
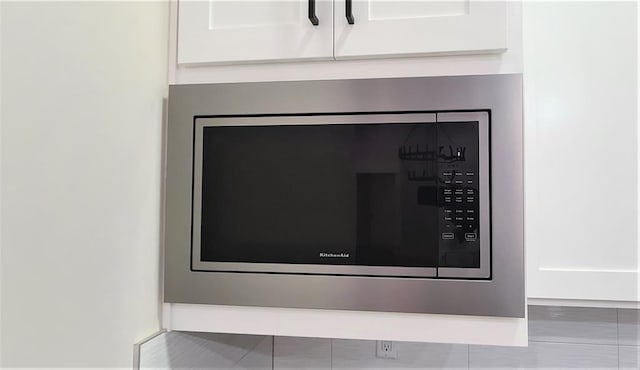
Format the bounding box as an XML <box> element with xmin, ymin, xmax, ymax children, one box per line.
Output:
<box><xmin>232</xmin><ymin>335</ymin><xmax>267</xmax><ymax>368</ymax></box>
<box><xmin>528</xmin><ymin>340</ymin><xmax>619</xmax><ymax>347</ymax></box>
<box><xmin>272</xmin><ymin>336</ymin><xmax>275</xmax><ymax>370</ymax></box>
<box><xmin>616</xmin><ymin>309</ymin><xmax>620</xmax><ymax>370</ymax></box>
<box><xmin>330</xmin><ymin>338</ymin><xmax>333</xmax><ymax>370</ymax></box>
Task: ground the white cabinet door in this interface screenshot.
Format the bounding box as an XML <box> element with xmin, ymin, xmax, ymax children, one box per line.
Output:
<box><xmin>525</xmin><ymin>2</ymin><xmax>638</xmax><ymax>302</ymax></box>
<box><xmin>333</xmin><ymin>0</ymin><xmax>507</xmax><ymax>60</ymax></box>
<box><xmin>178</xmin><ymin>0</ymin><xmax>334</xmax><ymax>64</ymax></box>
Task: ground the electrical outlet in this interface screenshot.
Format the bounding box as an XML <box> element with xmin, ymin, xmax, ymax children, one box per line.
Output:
<box><xmin>376</xmin><ymin>340</ymin><xmax>397</xmax><ymax>359</ymax></box>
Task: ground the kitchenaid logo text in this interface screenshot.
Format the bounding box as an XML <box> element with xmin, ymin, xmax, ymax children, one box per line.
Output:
<box><xmin>319</xmin><ymin>252</ymin><xmax>350</xmax><ymax>258</ymax></box>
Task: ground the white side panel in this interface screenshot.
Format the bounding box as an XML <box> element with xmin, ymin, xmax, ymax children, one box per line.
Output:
<box><xmin>334</xmin><ymin>0</ymin><xmax>507</xmax><ymax>59</ymax></box>
<box><xmin>163</xmin><ymin>304</ymin><xmax>528</xmax><ymax>347</ymax></box>
<box><xmin>170</xmin><ymin>1</ymin><xmax>522</xmax><ymax>84</ymax></box>
<box><xmin>178</xmin><ymin>0</ymin><xmax>334</xmax><ymax>64</ymax></box>
<box><xmin>1</xmin><ymin>2</ymin><xmax>167</xmax><ymax>368</ymax></box>
<box><xmin>524</xmin><ymin>2</ymin><xmax>638</xmax><ymax>301</ymax></box>
<box><xmin>0</xmin><ymin>2</ymin><xmax>3</xmax><ymax>366</ymax></box>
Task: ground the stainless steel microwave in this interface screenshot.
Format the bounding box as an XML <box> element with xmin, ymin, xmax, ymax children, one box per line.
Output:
<box><xmin>164</xmin><ymin>74</ymin><xmax>525</xmax><ymax>318</ymax></box>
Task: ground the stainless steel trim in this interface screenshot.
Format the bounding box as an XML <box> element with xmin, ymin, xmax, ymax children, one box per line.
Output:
<box><xmin>437</xmin><ymin>112</ymin><xmax>491</xmax><ymax>279</ymax></box>
<box><xmin>191</xmin><ymin>113</ymin><xmax>438</xmax><ymax>278</ymax></box>
<box><xmin>194</xmin><ymin>262</ymin><xmax>437</xmax><ymax>277</ymax></box>
<box><xmin>191</xmin><ymin>112</ymin><xmax>488</xmax><ymax>279</ymax></box>
<box><xmin>164</xmin><ymin>75</ymin><xmax>525</xmax><ymax>317</ymax></box>
<box><xmin>196</xmin><ymin>113</ymin><xmax>437</xmax><ymax>126</ymax></box>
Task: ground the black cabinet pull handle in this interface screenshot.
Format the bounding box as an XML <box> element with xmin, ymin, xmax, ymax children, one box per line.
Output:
<box><xmin>346</xmin><ymin>0</ymin><xmax>354</xmax><ymax>24</ymax></box>
<box><xmin>308</xmin><ymin>0</ymin><xmax>319</xmax><ymax>25</ymax></box>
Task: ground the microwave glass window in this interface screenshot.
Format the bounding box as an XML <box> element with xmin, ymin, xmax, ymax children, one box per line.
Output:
<box><xmin>200</xmin><ymin>123</ymin><xmax>439</xmax><ymax>268</ymax></box>
<box><xmin>198</xmin><ymin>121</ymin><xmax>481</xmax><ymax>271</ymax></box>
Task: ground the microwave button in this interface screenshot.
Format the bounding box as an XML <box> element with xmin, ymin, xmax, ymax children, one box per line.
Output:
<box><xmin>442</xmin><ymin>232</ymin><xmax>455</xmax><ymax>240</ymax></box>
<box><xmin>465</xmin><ymin>233</ymin><xmax>477</xmax><ymax>241</ymax></box>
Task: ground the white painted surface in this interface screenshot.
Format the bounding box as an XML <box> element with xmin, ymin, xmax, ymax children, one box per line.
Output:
<box><xmin>170</xmin><ymin>1</ymin><xmax>521</xmax><ymax>84</ymax></box>
<box><xmin>1</xmin><ymin>1</ymin><xmax>167</xmax><ymax>368</ymax></box>
<box><xmin>164</xmin><ymin>303</ymin><xmax>528</xmax><ymax>346</ymax></box>
<box><xmin>178</xmin><ymin>0</ymin><xmax>334</xmax><ymax>64</ymax></box>
<box><xmin>637</xmin><ymin>0</ymin><xmax>640</xmax><ymax>310</ymax></box>
<box><xmin>334</xmin><ymin>0</ymin><xmax>506</xmax><ymax>60</ymax></box>
<box><xmin>524</xmin><ymin>2</ymin><xmax>639</xmax><ymax>301</ymax></box>
<box><xmin>0</xmin><ymin>2</ymin><xmax>3</xmax><ymax>366</ymax></box>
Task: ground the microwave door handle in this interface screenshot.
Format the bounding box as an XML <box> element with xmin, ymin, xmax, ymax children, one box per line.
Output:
<box><xmin>308</xmin><ymin>0</ymin><xmax>319</xmax><ymax>25</ymax></box>
<box><xmin>346</xmin><ymin>0</ymin><xmax>354</xmax><ymax>24</ymax></box>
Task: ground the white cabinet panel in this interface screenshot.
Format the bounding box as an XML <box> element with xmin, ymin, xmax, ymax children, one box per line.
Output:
<box><xmin>169</xmin><ymin>2</ymin><xmax>522</xmax><ymax>85</ymax></box>
<box><xmin>334</xmin><ymin>0</ymin><xmax>507</xmax><ymax>59</ymax></box>
<box><xmin>524</xmin><ymin>2</ymin><xmax>638</xmax><ymax>301</ymax></box>
<box><xmin>178</xmin><ymin>0</ymin><xmax>334</xmax><ymax>64</ymax></box>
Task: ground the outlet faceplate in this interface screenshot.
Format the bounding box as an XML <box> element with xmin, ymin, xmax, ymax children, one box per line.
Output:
<box><xmin>376</xmin><ymin>340</ymin><xmax>398</xmax><ymax>359</ymax></box>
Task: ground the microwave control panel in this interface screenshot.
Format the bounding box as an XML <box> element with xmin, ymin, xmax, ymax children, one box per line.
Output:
<box><xmin>437</xmin><ymin>121</ymin><xmax>481</xmax><ymax>269</ymax></box>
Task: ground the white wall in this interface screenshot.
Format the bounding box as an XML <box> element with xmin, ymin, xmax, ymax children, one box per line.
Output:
<box><xmin>1</xmin><ymin>1</ymin><xmax>168</xmax><ymax>368</ymax></box>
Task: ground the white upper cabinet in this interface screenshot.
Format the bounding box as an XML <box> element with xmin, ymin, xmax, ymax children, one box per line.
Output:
<box><xmin>178</xmin><ymin>0</ymin><xmax>334</xmax><ymax>64</ymax></box>
<box><xmin>177</xmin><ymin>0</ymin><xmax>508</xmax><ymax>65</ymax></box>
<box><xmin>334</xmin><ymin>0</ymin><xmax>507</xmax><ymax>59</ymax></box>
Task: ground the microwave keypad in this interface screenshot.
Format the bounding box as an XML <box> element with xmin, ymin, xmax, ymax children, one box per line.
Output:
<box><xmin>437</xmin><ymin>121</ymin><xmax>481</xmax><ymax>269</ymax></box>
<box><xmin>441</xmin><ymin>171</ymin><xmax>478</xmax><ymax>232</ymax></box>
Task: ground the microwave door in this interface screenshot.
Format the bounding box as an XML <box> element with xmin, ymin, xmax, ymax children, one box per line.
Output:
<box><xmin>191</xmin><ymin>113</ymin><xmax>441</xmax><ymax>278</ymax></box>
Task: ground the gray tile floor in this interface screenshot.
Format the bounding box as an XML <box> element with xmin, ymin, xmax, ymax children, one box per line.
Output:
<box><xmin>138</xmin><ymin>306</ymin><xmax>640</xmax><ymax>370</ymax></box>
